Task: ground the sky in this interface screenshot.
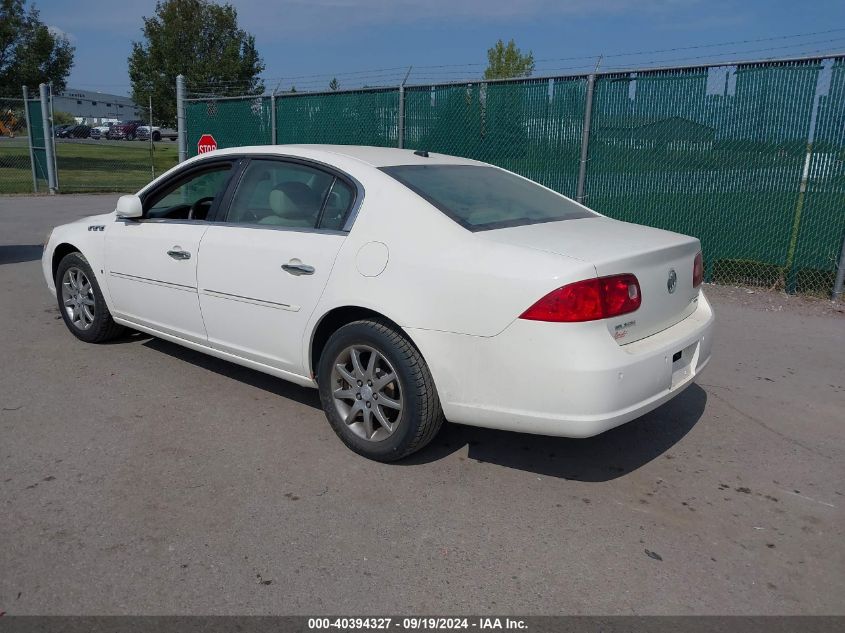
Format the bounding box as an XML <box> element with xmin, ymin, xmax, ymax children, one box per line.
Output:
<box><xmin>33</xmin><ymin>0</ymin><xmax>845</xmax><ymax>97</ymax></box>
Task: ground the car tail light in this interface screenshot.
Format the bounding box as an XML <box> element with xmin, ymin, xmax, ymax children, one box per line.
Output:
<box><xmin>520</xmin><ymin>274</ymin><xmax>641</xmax><ymax>323</ymax></box>
<box><xmin>693</xmin><ymin>251</ymin><xmax>703</xmax><ymax>288</ymax></box>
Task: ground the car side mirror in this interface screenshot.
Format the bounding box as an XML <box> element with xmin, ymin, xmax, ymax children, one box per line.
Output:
<box><xmin>115</xmin><ymin>194</ymin><xmax>143</xmax><ymax>219</ymax></box>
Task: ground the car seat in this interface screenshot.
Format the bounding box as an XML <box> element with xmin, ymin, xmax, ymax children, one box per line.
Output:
<box><xmin>259</xmin><ymin>182</ymin><xmax>321</xmax><ymax>227</ymax></box>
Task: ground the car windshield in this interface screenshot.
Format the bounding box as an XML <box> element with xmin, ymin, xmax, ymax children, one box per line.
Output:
<box><xmin>381</xmin><ymin>164</ymin><xmax>596</xmax><ymax>231</ymax></box>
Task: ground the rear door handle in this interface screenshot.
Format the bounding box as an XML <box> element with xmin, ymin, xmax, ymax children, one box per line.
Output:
<box><xmin>167</xmin><ymin>248</ymin><xmax>191</xmax><ymax>260</ymax></box>
<box><xmin>282</xmin><ymin>263</ymin><xmax>315</xmax><ymax>276</ymax></box>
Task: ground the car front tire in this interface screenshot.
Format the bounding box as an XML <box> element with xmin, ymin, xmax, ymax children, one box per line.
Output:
<box><xmin>317</xmin><ymin>318</ymin><xmax>445</xmax><ymax>462</ymax></box>
<box><xmin>55</xmin><ymin>252</ymin><xmax>125</xmax><ymax>343</ymax></box>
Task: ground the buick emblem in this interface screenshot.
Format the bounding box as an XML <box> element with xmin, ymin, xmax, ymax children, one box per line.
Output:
<box><xmin>667</xmin><ymin>269</ymin><xmax>677</xmax><ymax>294</ymax></box>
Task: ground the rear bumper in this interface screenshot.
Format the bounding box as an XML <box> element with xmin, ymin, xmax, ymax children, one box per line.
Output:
<box><xmin>408</xmin><ymin>291</ymin><xmax>714</xmax><ymax>437</ymax></box>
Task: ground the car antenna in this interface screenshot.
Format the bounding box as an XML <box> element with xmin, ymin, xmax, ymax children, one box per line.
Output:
<box><xmin>413</xmin><ymin>150</ymin><xmax>429</xmax><ymax>157</ymax></box>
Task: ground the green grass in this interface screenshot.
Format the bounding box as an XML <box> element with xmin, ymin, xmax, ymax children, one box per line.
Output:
<box><xmin>0</xmin><ymin>138</ymin><xmax>178</xmax><ymax>194</ymax></box>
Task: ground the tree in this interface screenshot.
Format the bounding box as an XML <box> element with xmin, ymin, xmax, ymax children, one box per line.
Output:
<box><xmin>0</xmin><ymin>0</ymin><xmax>75</xmax><ymax>95</ymax></box>
<box><xmin>128</xmin><ymin>0</ymin><xmax>264</xmax><ymax>125</ymax></box>
<box><xmin>329</xmin><ymin>77</ymin><xmax>339</xmax><ymax>91</ymax></box>
<box><xmin>52</xmin><ymin>110</ymin><xmax>75</xmax><ymax>125</ymax></box>
<box><xmin>483</xmin><ymin>39</ymin><xmax>534</xmax><ymax>80</ymax></box>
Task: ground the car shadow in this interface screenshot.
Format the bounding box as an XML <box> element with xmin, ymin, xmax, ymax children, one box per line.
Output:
<box><xmin>404</xmin><ymin>384</ymin><xmax>708</xmax><ymax>482</ymax></box>
<box><xmin>142</xmin><ymin>337</ymin><xmax>323</xmax><ymax>411</ymax></box>
<box><xmin>103</xmin><ymin>330</ymin><xmax>154</xmax><ymax>345</ymax></box>
<box><xmin>138</xmin><ymin>335</ymin><xmax>706</xmax><ymax>478</ymax></box>
<box><xmin>0</xmin><ymin>244</ymin><xmax>42</xmax><ymax>265</ymax></box>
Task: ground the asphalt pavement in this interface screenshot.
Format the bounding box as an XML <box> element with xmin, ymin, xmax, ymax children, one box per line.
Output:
<box><xmin>1</xmin><ymin>194</ymin><xmax>843</xmax><ymax>615</ymax></box>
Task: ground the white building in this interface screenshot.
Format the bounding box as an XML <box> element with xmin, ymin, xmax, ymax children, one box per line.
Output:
<box><xmin>53</xmin><ymin>88</ymin><xmax>142</xmax><ymax>124</ymax></box>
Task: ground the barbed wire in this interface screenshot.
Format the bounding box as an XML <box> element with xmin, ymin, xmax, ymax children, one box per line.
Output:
<box><xmin>182</xmin><ymin>28</ymin><xmax>845</xmax><ymax>97</ymax></box>
<box><xmin>186</xmin><ymin>48</ymin><xmax>844</xmax><ymax>97</ymax></box>
<box><xmin>44</xmin><ymin>26</ymin><xmax>845</xmax><ymax>99</ymax></box>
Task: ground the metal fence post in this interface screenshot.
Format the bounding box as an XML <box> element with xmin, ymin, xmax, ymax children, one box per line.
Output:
<box><xmin>833</xmin><ymin>233</ymin><xmax>845</xmax><ymax>301</ymax></box>
<box><xmin>148</xmin><ymin>96</ymin><xmax>155</xmax><ymax>180</ymax></box>
<box><xmin>398</xmin><ymin>84</ymin><xmax>405</xmax><ymax>149</ymax></box>
<box><xmin>270</xmin><ymin>91</ymin><xmax>277</xmax><ymax>145</ymax></box>
<box><xmin>38</xmin><ymin>83</ymin><xmax>58</xmax><ymax>194</ymax></box>
<box><xmin>48</xmin><ymin>82</ymin><xmax>58</xmax><ymax>187</ymax></box>
<box><xmin>397</xmin><ymin>66</ymin><xmax>412</xmax><ymax>149</ymax></box>
<box><xmin>21</xmin><ymin>86</ymin><xmax>38</xmax><ymax>193</ymax></box>
<box><xmin>576</xmin><ymin>73</ymin><xmax>596</xmax><ymax>205</ymax></box>
<box><xmin>176</xmin><ymin>74</ymin><xmax>187</xmax><ymax>163</ymax></box>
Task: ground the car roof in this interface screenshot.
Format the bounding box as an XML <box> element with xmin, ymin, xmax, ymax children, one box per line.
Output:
<box><xmin>208</xmin><ymin>144</ymin><xmax>488</xmax><ymax>168</ymax></box>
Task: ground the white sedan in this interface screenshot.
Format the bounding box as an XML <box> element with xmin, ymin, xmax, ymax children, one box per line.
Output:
<box><xmin>42</xmin><ymin>145</ymin><xmax>714</xmax><ymax>461</ymax></box>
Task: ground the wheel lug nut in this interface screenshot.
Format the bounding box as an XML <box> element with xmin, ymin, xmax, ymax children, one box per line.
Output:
<box><xmin>373</xmin><ymin>394</ymin><xmax>378</xmax><ymax>400</ymax></box>
<box><xmin>367</xmin><ymin>380</ymin><xmax>372</xmax><ymax>386</ymax></box>
<box><xmin>366</xmin><ymin>401</ymin><xmax>371</xmax><ymax>408</ymax></box>
<box><xmin>357</xmin><ymin>380</ymin><xmax>363</xmax><ymax>387</ymax></box>
<box><xmin>356</xmin><ymin>393</ymin><xmax>362</xmax><ymax>400</ymax></box>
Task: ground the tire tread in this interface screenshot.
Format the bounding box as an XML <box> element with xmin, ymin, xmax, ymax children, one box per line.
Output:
<box><xmin>56</xmin><ymin>252</ymin><xmax>125</xmax><ymax>344</ymax></box>
<box><xmin>319</xmin><ymin>317</ymin><xmax>445</xmax><ymax>461</ymax></box>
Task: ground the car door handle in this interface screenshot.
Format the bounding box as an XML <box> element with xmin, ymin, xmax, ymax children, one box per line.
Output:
<box><xmin>167</xmin><ymin>248</ymin><xmax>191</xmax><ymax>260</ymax></box>
<box><xmin>282</xmin><ymin>263</ymin><xmax>315</xmax><ymax>276</ymax></box>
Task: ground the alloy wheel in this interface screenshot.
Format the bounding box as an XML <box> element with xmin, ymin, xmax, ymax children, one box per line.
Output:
<box><xmin>331</xmin><ymin>345</ymin><xmax>403</xmax><ymax>442</ymax></box>
<box><xmin>61</xmin><ymin>267</ymin><xmax>96</xmax><ymax>331</ymax></box>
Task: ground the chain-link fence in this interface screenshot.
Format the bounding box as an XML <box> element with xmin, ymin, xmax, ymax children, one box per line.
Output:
<box><xmin>186</xmin><ymin>56</ymin><xmax>845</xmax><ymax>296</ymax></box>
<box><xmin>583</xmin><ymin>60</ymin><xmax>841</xmax><ymax>295</ymax></box>
<box><xmin>51</xmin><ymin>99</ymin><xmax>178</xmax><ymax>193</ymax></box>
<box><xmin>0</xmin><ymin>96</ymin><xmax>44</xmax><ymax>193</ymax></box>
<box><xmin>1</xmin><ymin>87</ymin><xmax>178</xmax><ymax>194</ymax></box>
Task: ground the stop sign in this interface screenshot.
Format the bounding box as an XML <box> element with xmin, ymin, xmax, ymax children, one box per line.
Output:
<box><xmin>197</xmin><ymin>134</ymin><xmax>217</xmax><ymax>154</ymax></box>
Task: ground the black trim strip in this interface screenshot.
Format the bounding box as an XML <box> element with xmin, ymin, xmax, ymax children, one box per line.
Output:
<box><xmin>200</xmin><ymin>288</ymin><xmax>300</xmax><ymax>312</ymax></box>
<box><xmin>109</xmin><ymin>271</ymin><xmax>196</xmax><ymax>292</ymax></box>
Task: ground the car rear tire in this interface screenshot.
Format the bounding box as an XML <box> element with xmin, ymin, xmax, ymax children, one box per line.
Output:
<box><xmin>152</xmin><ymin>131</ymin><xmax>161</xmax><ymax>142</ymax></box>
<box><xmin>126</xmin><ymin>133</ymin><xmax>135</xmax><ymax>141</ymax></box>
<box><xmin>56</xmin><ymin>252</ymin><xmax>125</xmax><ymax>344</ymax></box>
<box><xmin>317</xmin><ymin>318</ymin><xmax>445</xmax><ymax>462</ymax></box>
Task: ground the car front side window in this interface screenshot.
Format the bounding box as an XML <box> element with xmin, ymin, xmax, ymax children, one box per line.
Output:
<box><xmin>144</xmin><ymin>165</ymin><xmax>232</xmax><ymax>221</ymax></box>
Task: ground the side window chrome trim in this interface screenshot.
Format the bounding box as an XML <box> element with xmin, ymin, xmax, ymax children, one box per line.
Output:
<box><xmin>171</xmin><ymin>153</ymin><xmax>366</xmax><ymax>235</ymax></box>
<box><xmin>205</xmin><ymin>222</ymin><xmax>348</xmax><ymax>236</ymax></box>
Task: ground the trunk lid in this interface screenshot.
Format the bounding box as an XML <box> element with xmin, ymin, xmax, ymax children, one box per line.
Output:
<box><xmin>481</xmin><ymin>217</ymin><xmax>701</xmax><ymax>344</ymax></box>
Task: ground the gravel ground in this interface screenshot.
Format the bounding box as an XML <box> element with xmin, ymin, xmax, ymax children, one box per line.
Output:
<box><xmin>1</xmin><ymin>194</ymin><xmax>843</xmax><ymax>615</ymax></box>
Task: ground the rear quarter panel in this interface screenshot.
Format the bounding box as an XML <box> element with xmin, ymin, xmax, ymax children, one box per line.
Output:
<box><xmin>310</xmin><ymin>168</ymin><xmax>596</xmax><ymax>339</ymax></box>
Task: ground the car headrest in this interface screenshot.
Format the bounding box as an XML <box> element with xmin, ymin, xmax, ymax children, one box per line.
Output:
<box><xmin>268</xmin><ymin>182</ymin><xmax>319</xmax><ymax>218</ymax></box>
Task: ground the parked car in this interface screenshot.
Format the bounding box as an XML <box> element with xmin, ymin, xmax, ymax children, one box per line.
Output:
<box><xmin>89</xmin><ymin>124</ymin><xmax>112</xmax><ymax>140</ymax></box>
<box><xmin>137</xmin><ymin>125</ymin><xmax>178</xmax><ymax>141</ymax></box>
<box><xmin>110</xmin><ymin>120</ymin><xmax>145</xmax><ymax>140</ymax></box>
<box><xmin>58</xmin><ymin>124</ymin><xmax>91</xmax><ymax>139</ymax></box>
<box><xmin>41</xmin><ymin>145</ymin><xmax>714</xmax><ymax>461</ymax></box>
<box><xmin>53</xmin><ymin>124</ymin><xmax>74</xmax><ymax>137</ymax></box>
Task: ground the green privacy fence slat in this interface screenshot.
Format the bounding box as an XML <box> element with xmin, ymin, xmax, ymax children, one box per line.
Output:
<box><xmin>403</xmin><ymin>79</ymin><xmax>586</xmax><ymax>196</ymax></box>
<box><xmin>26</xmin><ymin>97</ymin><xmax>50</xmax><ymax>184</ymax></box>
<box><xmin>585</xmin><ymin>61</ymin><xmax>824</xmax><ymax>290</ymax></box>
<box><xmin>183</xmin><ymin>57</ymin><xmax>845</xmax><ymax>295</ymax></box>
<box><xmin>0</xmin><ymin>97</ymin><xmax>43</xmax><ymax>193</ymax></box>
<box><xmin>276</xmin><ymin>89</ymin><xmax>399</xmax><ymax>146</ymax></box>
<box><xmin>185</xmin><ymin>96</ymin><xmax>272</xmax><ymax>157</ymax></box>
<box><xmin>404</xmin><ymin>83</ymin><xmax>485</xmax><ymax>158</ymax></box>
<box><xmin>792</xmin><ymin>59</ymin><xmax>845</xmax><ymax>293</ymax></box>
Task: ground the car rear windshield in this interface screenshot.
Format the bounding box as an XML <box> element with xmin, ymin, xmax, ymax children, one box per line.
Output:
<box><xmin>381</xmin><ymin>164</ymin><xmax>595</xmax><ymax>231</ymax></box>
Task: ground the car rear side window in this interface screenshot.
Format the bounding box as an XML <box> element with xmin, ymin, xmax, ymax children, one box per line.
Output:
<box><xmin>224</xmin><ymin>159</ymin><xmax>354</xmax><ymax>230</ymax></box>
<box><xmin>381</xmin><ymin>164</ymin><xmax>595</xmax><ymax>231</ymax></box>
